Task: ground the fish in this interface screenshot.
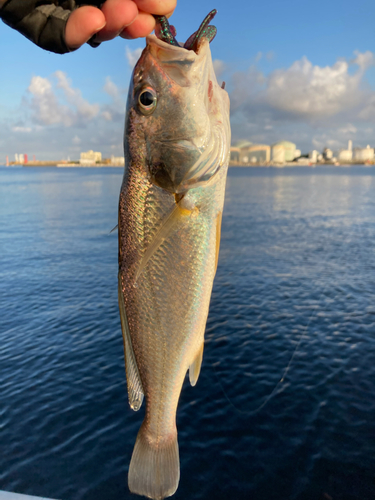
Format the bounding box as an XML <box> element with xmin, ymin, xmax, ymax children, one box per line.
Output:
<box><xmin>118</xmin><ymin>10</ymin><xmax>231</xmax><ymax>500</ymax></box>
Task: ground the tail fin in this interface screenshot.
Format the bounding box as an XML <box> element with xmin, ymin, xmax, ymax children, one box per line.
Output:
<box><xmin>128</xmin><ymin>423</ymin><xmax>180</xmax><ymax>500</ymax></box>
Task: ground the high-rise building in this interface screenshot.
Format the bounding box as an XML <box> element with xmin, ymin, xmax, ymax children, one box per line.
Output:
<box><xmin>272</xmin><ymin>141</ymin><xmax>296</xmax><ymax>162</ymax></box>
<box><xmin>338</xmin><ymin>149</ymin><xmax>352</xmax><ymax>162</ymax></box>
<box><xmin>309</xmin><ymin>150</ymin><xmax>319</xmax><ymax>163</ymax></box>
<box><xmin>271</xmin><ymin>144</ymin><xmax>285</xmax><ymax>164</ymax></box>
<box><xmin>323</xmin><ymin>148</ymin><xmax>333</xmax><ymax>160</ymax></box>
<box><xmin>353</xmin><ymin>145</ymin><xmax>374</xmax><ymax>162</ymax></box>
<box><xmin>80</xmin><ymin>150</ymin><xmax>102</xmax><ymax>165</ymax></box>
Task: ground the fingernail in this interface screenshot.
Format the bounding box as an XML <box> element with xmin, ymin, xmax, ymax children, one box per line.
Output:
<box><xmin>94</xmin><ymin>21</ymin><xmax>106</xmax><ymax>33</ymax></box>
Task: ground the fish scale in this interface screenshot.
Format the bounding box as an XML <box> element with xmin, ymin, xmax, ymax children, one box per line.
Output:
<box><xmin>120</xmin><ymin>169</ymin><xmax>224</xmax><ymax>414</ymax></box>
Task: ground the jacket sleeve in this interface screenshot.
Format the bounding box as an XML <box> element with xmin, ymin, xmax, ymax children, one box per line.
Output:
<box><xmin>0</xmin><ymin>0</ymin><xmax>103</xmax><ymax>54</ymax></box>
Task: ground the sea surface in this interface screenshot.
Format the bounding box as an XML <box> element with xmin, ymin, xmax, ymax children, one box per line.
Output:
<box><xmin>1</xmin><ymin>166</ymin><xmax>375</xmax><ymax>500</ymax></box>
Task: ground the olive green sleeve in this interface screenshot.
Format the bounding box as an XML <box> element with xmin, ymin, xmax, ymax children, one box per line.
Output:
<box><xmin>0</xmin><ymin>0</ymin><xmax>104</xmax><ymax>54</ymax></box>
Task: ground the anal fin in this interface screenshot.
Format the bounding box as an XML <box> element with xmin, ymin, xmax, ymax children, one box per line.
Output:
<box><xmin>215</xmin><ymin>211</ymin><xmax>222</xmax><ymax>275</ymax></box>
<box><xmin>118</xmin><ymin>272</ymin><xmax>144</xmax><ymax>411</ymax></box>
<box><xmin>189</xmin><ymin>343</ymin><xmax>204</xmax><ymax>387</ymax></box>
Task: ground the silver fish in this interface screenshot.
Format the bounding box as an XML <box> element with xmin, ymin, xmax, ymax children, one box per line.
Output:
<box><xmin>118</xmin><ymin>10</ymin><xmax>230</xmax><ymax>500</ymax></box>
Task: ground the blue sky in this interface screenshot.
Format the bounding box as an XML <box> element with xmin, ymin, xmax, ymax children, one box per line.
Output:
<box><xmin>1</xmin><ymin>0</ymin><xmax>375</xmax><ymax>161</ymax></box>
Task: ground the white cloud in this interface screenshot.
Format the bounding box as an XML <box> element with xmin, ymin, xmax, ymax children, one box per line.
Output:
<box><xmin>12</xmin><ymin>126</ymin><xmax>32</xmax><ymax>133</ymax></box>
<box><xmin>0</xmin><ymin>71</ymin><xmax>126</xmax><ymax>161</ymax></box>
<box><xmin>102</xmin><ymin>111</ymin><xmax>113</xmax><ymax>121</ymax></box>
<box><xmin>213</xmin><ymin>59</ymin><xmax>226</xmax><ymax>77</ymax></box>
<box><xmin>55</xmin><ymin>71</ymin><xmax>99</xmax><ymax>121</ymax></box>
<box><xmin>103</xmin><ymin>76</ymin><xmax>121</xmax><ymax>99</ymax></box>
<box><xmin>230</xmin><ymin>51</ymin><xmax>375</xmax><ymax>151</ymax></box>
<box><xmin>28</xmin><ymin>75</ymin><xmax>73</xmax><ymax>126</ymax></box>
<box><xmin>126</xmin><ymin>46</ymin><xmax>143</xmax><ymax>68</ymax></box>
<box><xmin>337</xmin><ymin>123</ymin><xmax>357</xmax><ymax>135</ymax></box>
<box><xmin>4</xmin><ymin>50</ymin><xmax>375</xmax><ymax>161</ymax></box>
<box><xmin>231</xmin><ymin>50</ymin><xmax>375</xmax><ymax>120</ymax></box>
<box><xmin>27</xmin><ymin>72</ymin><xmax>99</xmax><ymax>127</ymax></box>
<box><xmin>101</xmin><ymin>76</ymin><xmax>126</xmax><ymax>122</ymax></box>
<box><xmin>352</xmin><ymin>50</ymin><xmax>375</xmax><ymax>69</ymax></box>
<box><xmin>266</xmin><ymin>57</ymin><xmax>362</xmax><ymax>117</ymax></box>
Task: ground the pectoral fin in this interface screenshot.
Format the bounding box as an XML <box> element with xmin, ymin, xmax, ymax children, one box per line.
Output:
<box><xmin>135</xmin><ymin>199</ymin><xmax>198</xmax><ymax>284</ymax></box>
<box><xmin>118</xmin><ymin>273</ymin><xmax>144</xmax><ymax>411</ymax></box>
<box><xmin>215</xmin><ymin>211</ymin><xmax>222</xmax><ymax>274</ymax></box>
<box><xmin>189</xmin><ymin>343</ymin><xmax>204</xmax><ymax>387</ymax></box>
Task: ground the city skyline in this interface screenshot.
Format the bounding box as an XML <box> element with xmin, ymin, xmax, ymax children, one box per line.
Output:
<box><xmin>2</xmin><ymin>0</ymin><xmax>375</xmax><ymax>161</ymax></box>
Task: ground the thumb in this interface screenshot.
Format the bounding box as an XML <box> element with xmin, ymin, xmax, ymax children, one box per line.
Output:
<box><xmin>65</xmin><ymin>6</ymin><xmax>106</xmax><ymax>50</ymax></box>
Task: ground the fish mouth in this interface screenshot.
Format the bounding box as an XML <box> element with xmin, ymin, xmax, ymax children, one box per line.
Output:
<box><xmin>153</xmin><ymin>9</ymin><xmax>217</xmax><ymax>54</ymax></box>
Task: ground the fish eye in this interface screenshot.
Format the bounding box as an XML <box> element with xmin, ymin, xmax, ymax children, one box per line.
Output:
<box><xmin>137</xmin><ymin>87</ymin><xmax>157</xmax><ymax>115</ymax></box>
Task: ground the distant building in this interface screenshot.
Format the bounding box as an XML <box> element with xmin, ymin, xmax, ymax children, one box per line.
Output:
<box><xmin>338</xmin><ymin>149</ymin><xmax>353</xmax><ymax>162</ymax></box>
<box><xmin>80</xmin><ymin>150</ymin><xmax>102</xmax><ymax>165</ymax></box>
<box><xmin>230</xmin><ymin>142</ymin><xmax>270</xmax><ymax>164</ymax></box>
<box><xmin>111</xmin><ymin>155</ymin><xmax>125</xmax><ymax>165</ymax></box>
<box><xmin>338</xmin><ymin>140</ymin><xmax>354</xmax><ymax>162</ymax></box>
<box><xmin>271</xmin><ymin>144</ymin><xmax>285</xmax><ymax>164</ymax></box>
<box><xmin>230</xmin><ymin>147</ymin><xmax>241</xmax><ymax>164</ymax></box>
<box><xmin>323</xmin><ymin>148</ymin><xmax>333</xmax><ymax>160</ymax></box>
<box><xmin>353</xmin><ymin>145</ymin><xmax>374</xmax><ymax>162</ymax></box>
<box><xmin>245</xmin><ymin>144</ymin><xmax>270</xmax><ymax>164</ymax></box>
<box><xmin>233</xmin><ymin>140</ymin><xmax>253</xmax><ymax>149</ymax></box>
<box><xmin>15</xmin><ymin>153</ymin><xmax>25</xmax><ymax>164</ymax></box>
<box><xmin>272</xmin><ymin>141</ymin><xmax>296</xmax><ymax>162</ymax></box>
<box><xmin>231</xmin><ymin>139</ymin><xmax>298</xmax><ymax>165</ymax></box>
<box><xmin>230</xmin><ymin>141</ymin><xmax>253</xmax><ymax>164</ymax></box>
<box><xmin>309</xmin><ymin>150</ymin><xmax>319</xmax><ymax>163</ymax></box>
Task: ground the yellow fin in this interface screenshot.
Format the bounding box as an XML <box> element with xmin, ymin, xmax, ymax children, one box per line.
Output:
<box><xmin>214</xmin><ymin>210</ymin><xmax>222</xmax><ymax>274</ymax></box>
<box><xmin>189</xmin><ymin>343</ymin><xmax>204</xmax><ymax>387</ymax></box>
<box><xmin>118</xmin><ymin>272</ymin><xmax>144</xmax><ymax>411</ymax></box>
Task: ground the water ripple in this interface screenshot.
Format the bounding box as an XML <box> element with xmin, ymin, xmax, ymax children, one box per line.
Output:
<box><xmin>1</xmin><ymin>167</ymin><xmax>375</xmax><ymax>499</ymax></box>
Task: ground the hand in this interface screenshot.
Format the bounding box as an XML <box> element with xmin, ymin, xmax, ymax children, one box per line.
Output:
<box><xmin>65</xmin><ymin>0</ymin><xmax>176</xmax><ymax>50</ymax></box>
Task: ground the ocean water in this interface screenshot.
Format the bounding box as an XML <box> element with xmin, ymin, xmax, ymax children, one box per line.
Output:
<box><xmin>0</xmin><ymin>166</ymin><xmax>375</xmax><ymax>500</ymax></box>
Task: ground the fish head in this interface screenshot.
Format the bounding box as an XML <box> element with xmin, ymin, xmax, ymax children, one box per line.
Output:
<box><xmin>125</xmin><ymin>31</ymin><xmax>230</xmax><ymax>194</ymax></box>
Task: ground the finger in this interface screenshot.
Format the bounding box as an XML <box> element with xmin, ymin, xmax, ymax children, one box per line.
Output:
<box><xmin>120</xmin><ymin>11</ymin><xmax>155</xmax><ymax>39</ymax></box>
<box><xmin>132</xmin><ymin>0</ymin><xmax>176</xmax><ymax>16</ymax></box>
<box><xmin>94</xmin><ymin>0</ymin><xmax>138</xmax><ymax>42</ymax></box>
<box><xmin>65</xmin><ymin>6</ymin><xmax>106</xmax><ymax>49</ymax></box>
<box><xmin>165</xmin><ymin>10</ymin><xmax>175</xmax><ymax>19</ymax></box>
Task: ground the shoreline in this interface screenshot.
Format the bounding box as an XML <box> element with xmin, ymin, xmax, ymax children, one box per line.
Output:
<box><xmin>3</xmin><ymin>163</ymin><xmax>124</xmax><ymax>168</ymax></box>
<box><xmin>1</xmin><ymin>163</ymin><xmax>375</xmax><ymax>169</ymax></box>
